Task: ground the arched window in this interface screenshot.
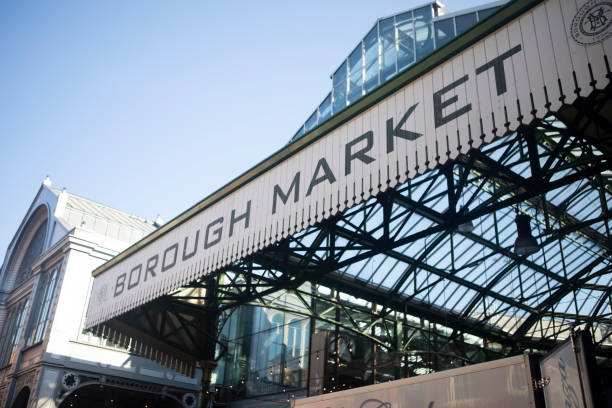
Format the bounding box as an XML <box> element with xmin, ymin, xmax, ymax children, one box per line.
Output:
<box><xmin>14</xmin><ymin>223</ymin><xmax>46</xmax><ymax>285</ymax></box>
<box><xmin>4</xmin><ymin>207</ymin><xmax>48</xmax><ymax>290</ymax></box>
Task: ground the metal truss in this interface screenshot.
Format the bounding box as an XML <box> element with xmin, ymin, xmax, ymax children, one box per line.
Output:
<box><xmin>214</xmin><ymin>116</ymin><xmax>611</xmax><ymax>352</ymax></box>
<box><xmin>107</xmin><ymin>103</ymin><xmax>612</xmax><ymax>381</ymax></box>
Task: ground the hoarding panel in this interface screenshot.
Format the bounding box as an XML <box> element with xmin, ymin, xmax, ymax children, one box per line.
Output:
<box><xmin>539</xmin><ymin>331</ymin><xmax>596</xmax><ymax>408</ymax></box>
<box><xmin>295</xmin><ymin>355</ymin><xmax>536</xmax><ymax>408</ymax></box>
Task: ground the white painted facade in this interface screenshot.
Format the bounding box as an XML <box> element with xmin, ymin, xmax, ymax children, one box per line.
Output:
<box><xmin>0</xmin><ymin>180</ymin><xmax>199</xmax><ymax>408</ymax></box>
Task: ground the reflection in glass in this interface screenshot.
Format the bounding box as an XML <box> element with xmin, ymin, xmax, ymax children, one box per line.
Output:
<box><xmin>380</xmin><ymin>18</ymin><xmax>396</xmax><ymax>82</ymax></box>
<box><xmin>214</xmin><ymin>304</ymin><xmax>310</xmax><ymax>397</ymax></box>
<box><xmin>293</xmin><ymin>126</ymin><xmax>305</xmax><ymax>141</ymax></box>
<box><xmin>305</xmin><ymin>110</ymin><xmax>318</xmax><ymax>132</ymax></box>
<box><xmin>414</xmin><ymin>6</ymin><xmax>434</xmax><ymax>60</ymax></box>
<box><xmin>348</xmin><ymin>44</ymin><xmax>363</xmax><ymax>104</ymax></box>
<box><xmin>478</xmin><ymin>7</ymin><xmax>498</xmax><ymax>20</ymax></box>
<box><xmin>290</xmin><ymin>2</ymin><xmax>504</xmax><ymax>143</ymax></box>
<box><xmin>435</xmin><ymin>18</ymin><xmax>455</xmax><ymax>48</ymax></box>
<box><xmin>319</xmin><ymin>93</ymin><xmax>332</xmax><ymax>122</ymax></box>
<box><xmin>332</xmin><ymin>61</ymin><xmax>347</xmax><ymax>114</ymax></box>
<box><xmin>363</xmin><ymin>27</ymin><xmax>379</xmax><ymax>93</ymax></box>
<box><xmin>397</xmin><ymin>11</ymin><xmax>415</xmax><ymax>72</ymax></box>
<box><xmin>456</xmin><ymin>12</ymin><xmax>478</xmax><ymax>35</ymax></box>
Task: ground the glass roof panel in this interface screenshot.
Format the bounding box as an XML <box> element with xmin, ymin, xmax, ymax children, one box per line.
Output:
<box><xmin>289</xmin><ymin>1</ymin><xmax>506</xmax><ymax>143</ymax></box>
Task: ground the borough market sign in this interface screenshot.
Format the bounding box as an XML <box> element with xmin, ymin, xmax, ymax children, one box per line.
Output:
<box><xmin>86</xmin><ymin>0</ymin><xmax>611</xmax><ymax>328</ymax></box>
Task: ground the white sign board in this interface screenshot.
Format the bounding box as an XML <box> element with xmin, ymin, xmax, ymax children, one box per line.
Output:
<box><xmin>86</xmin><ymin>0</ymin><xmax>612</xmax><ymax>328</ymax></box>
<box><xmin>539</xmin><ymin>332</ymin><xmax>596</xmax><ymax>408</ymax></box>
<box><xmin>293</xmin><ymin>355</ymin><xmax>536</xmax><ymax>408</ymax></box>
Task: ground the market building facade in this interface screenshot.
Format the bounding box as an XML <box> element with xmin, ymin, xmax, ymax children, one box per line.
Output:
<box><xmin>0</xmin><ymin>179</ymin><xmax>200</xmax><ymax>408</ymax></box>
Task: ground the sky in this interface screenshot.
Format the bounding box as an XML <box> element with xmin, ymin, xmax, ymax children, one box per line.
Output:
<box><xmin>0</xmin><ymin>0</ymin><xmax>493</xmax><ymax>256</ymax></box>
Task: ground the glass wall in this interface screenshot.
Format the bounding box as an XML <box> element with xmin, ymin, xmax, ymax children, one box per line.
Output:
<box><xmin>290</xmin><ymin>1</ymin><xmax>505</xmax><ymax>143</ymax></box>
<box><xmin>210</xmin><ymin>281</ymin><xmax>512</xmax><ymax>404</ymax></box>
<box><xmin>214</xmin><ymin>304</ymin><xmax>310</xmax><ymax>400</ymax></box>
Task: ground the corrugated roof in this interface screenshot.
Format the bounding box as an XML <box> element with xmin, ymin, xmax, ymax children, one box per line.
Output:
<box><xmin>49</xmin><ymin>186</ymin><xmax>157</xmax><ymax>243</ymax></box>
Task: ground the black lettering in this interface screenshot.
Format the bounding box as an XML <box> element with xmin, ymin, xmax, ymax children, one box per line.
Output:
<box><xmin>128</xmin><ymin>264</ymin><xmax>142</xmax><ymax>290</ymax></box>
<box><xmin>205</xmin><ymin>217</ymin><xmax>224</xmax><ymax>248</ymax></box>
<box><xmin>475</xmin><ymin>44</ymin><xmax>522</xmax><ymax>96</ymax></box>
<box><xmin>345</xmin><ymin>131</ymin><xmax>375</xmax><ymax>175</ymax></box>
<box><xmin>114</xmin><ymin>273</ymin><xmax>126</xmax><ymax>297</ymax></box>
<box><xmin>386</xmin><ymin>103</ymin><xmax>422</xmax><ymax>152</ymax></box>
<box><xmin>230</xmin><ymin>201</ymin><xmax>251</xmax><ymax>237</ymax></box>
<box><xmin>144</xmin><ymin>255</ymin><xmax>158</xmax><ymax>282</ymax></box>
<box><xmin>272</xmin><ymin>172</ymin><xmax>300</xmax><ymax>214</ymax></box>
<box><xmin>182</xmin><ymin>231</ymin><xmax>199</xmax><ymax>260</ymax></box>
<box><xmin>433</xmin><ymin>76</ymin><xmax>471</xmax><ymax>128</ymax></box>
<box><xmin>306</xmin><ymin>158</ymin><xmax>336</xmax><ymax>196</ymax></box>
<box><xmin>162</xmin><ymin>243</ymin><xmax>178</xmax><ymax>272</ymax></box>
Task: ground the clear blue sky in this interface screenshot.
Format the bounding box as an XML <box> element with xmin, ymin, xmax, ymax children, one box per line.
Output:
<box><xmin>0</xmin><ymin>0</ymin><xmax>492</xmax><ymax>256</ymax></box>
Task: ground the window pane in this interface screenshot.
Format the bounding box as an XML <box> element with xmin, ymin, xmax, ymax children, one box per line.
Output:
<box><xmin>363</xmin><ymin>26</ymin><xmax>379</xmax><ymax>93</ymax></box>
<box><xmin>332</xmin><ymin>61</ymin><xmax>347</xmax><ymax>114</ymax></box>
<box><xmin>35</xmin><ymin>269</ymin><xmax>58</xmax><ymax>343</ymax></box>
<box><xmin>0</xmin><ymin>311</ymin><xmax>18</xmax><ymax>366</ymax></box>
<box><xmin>435</xmin><ymin>18</ymin><xmax>455</xmax><ymax>47</ymax></box>
<box><xmin>380</xmin><ymin>17</ymin><xmax>396</xmax><ymax>82</ymax></box>
<box><xmin>416</xmin><ymin>4</ymin><xmax>433</xmax><ymax>21</ymax></box>
<box><xmin>318</xmin><ymin>93</ymin><xmax>332</xmax><ymax>122</ymax></box>
<box><xmin>13</xmin><ymin>300</ymin><xmax>29</xmax><ymax>349</ymax></box>
<box><xmin>25</xmin><ymin>273</ymin><xmax>47</xmax><ymax>345</ymax></box>
<box><xmin>287</xmin><ymin>325</ymin><xmax>295</xmax><ymax>348</ymax></box>
<box><xmin>414</xmin><ymin>6</ymin><xmax>434</xmax><ymax>60</ymax></box>
<box><xmin>293</xmin><ymin>126</ymin><xmax>305</xmax><ymax>141</ymax></box>
<box><xmin>305</xmin><ymin>110</ymin><xmax>318</xmax><ymax>132</ymax></box>
<box><xmin>455</xmin><ymin>12</ymin><xmax>477</xmax><ymax>35</ymax></box>
<box><xmin>397</xmin><ymin>11</ymin><xmax>415</xmax><ymax>71</ymax></box>
<box><xmin>478</xmin><ymin>7</ymin><xmax>499</xmax><ymax>21</ymax></box>
<box><xmin>0</xmin><ymin>299</ymin><xmax>29</xmax><ymax>367</ymax></box>
<box><xmin>348</xmin><ymin>44</ymin><xmax>363</xmax><ymax>104</ymax></box>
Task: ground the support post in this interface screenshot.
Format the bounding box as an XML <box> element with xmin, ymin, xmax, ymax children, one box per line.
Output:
<box><xmin>393</xmin><ymin>312</ymin><xmax>402</xmax><ymax>380</ymax></box>
<box><xmin>197</xmin><ymin>276</ymin><xmax>220</xmax><ymax>408</ymax></box>
<box><xmin>198</xmin><ymin>360</ymin><xmax>218</xmax><ymax>408</ymax></box>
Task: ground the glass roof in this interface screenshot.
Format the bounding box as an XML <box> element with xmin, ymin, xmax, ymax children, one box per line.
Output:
<box><xmin>290</xmin><ymin>0</ymin><xmax>507</xmax><ymax>143</ymax></box>
<box><xmin>276</xmin><ymin>115</ymin><xmax>612</xmax><ymax>348</ymax></box>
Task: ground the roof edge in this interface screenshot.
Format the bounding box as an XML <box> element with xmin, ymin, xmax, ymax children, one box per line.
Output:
<box><xmin>92</xmin><ymin>0</ymin><xmax>542</xmax><ymax>278</ymax></box>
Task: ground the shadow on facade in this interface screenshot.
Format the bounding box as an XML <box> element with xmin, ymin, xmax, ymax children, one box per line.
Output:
<box><xmin>57</xmin><ymin>384</ymin><xmax>183</xmax><ymax>408</ymax></box>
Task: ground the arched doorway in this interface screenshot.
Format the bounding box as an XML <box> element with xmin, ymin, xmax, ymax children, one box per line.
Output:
<box><xmin>11</xmin><ymin>387</ymin><xmax>30</xmax><ymax>408</ymax></box>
